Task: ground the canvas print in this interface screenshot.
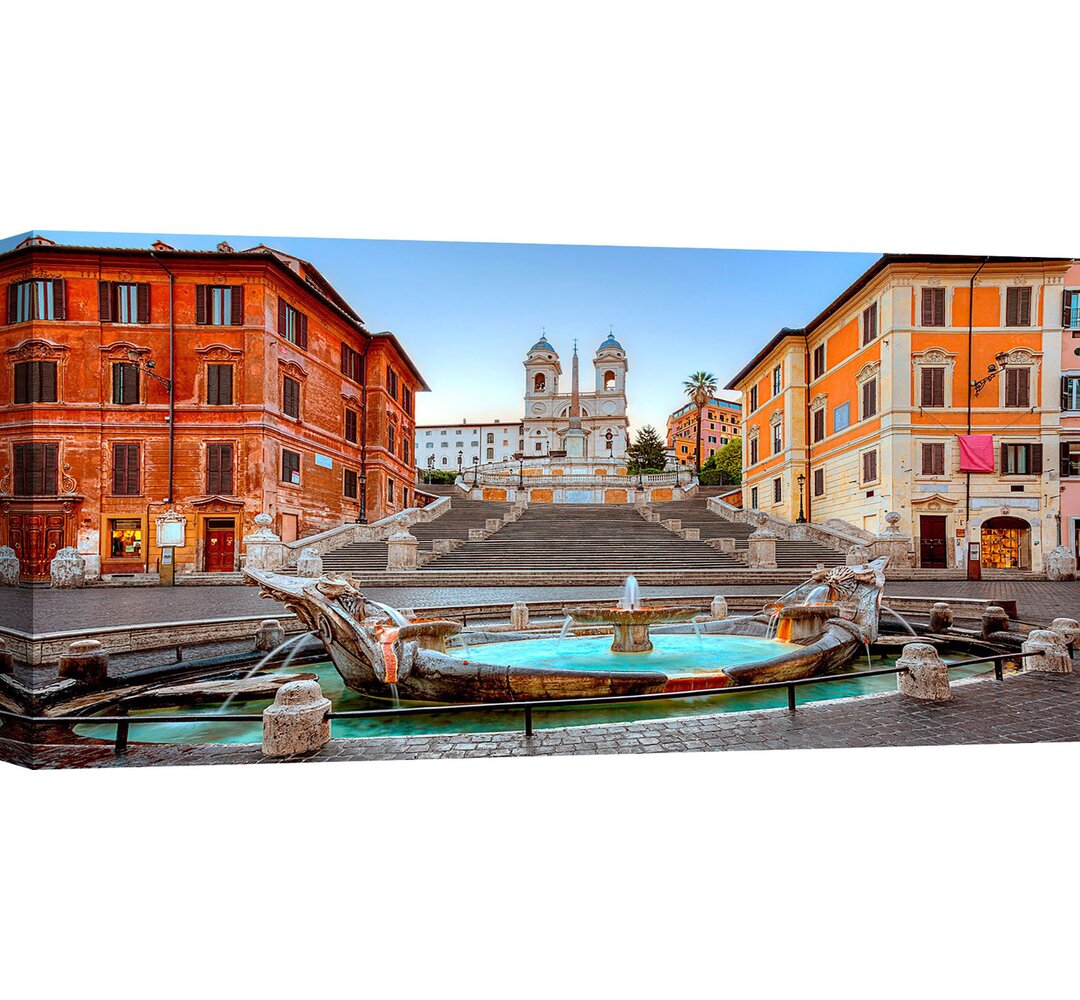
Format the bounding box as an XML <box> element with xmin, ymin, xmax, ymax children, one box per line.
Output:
<box><xmin>0</xmin><ymin>231</ymin><xmax>1077</xmax><ymax>770</ymax></box>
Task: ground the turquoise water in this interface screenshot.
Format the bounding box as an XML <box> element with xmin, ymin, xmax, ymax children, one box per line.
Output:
<box><xmin>449</xmin><ymin>633</ymin><xmax>804</xmax><ymax>675</ymax></box>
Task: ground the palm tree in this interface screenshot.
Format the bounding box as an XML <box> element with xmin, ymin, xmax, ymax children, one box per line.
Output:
<box><xmin>682</xmin><ymin>371</ymin><xmax>718</xmax><ymax>475</ymax></box>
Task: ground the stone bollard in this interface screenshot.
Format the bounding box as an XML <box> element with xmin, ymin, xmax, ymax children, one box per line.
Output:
<box><xmin>929</xmin><ymin>602</ymin><xmax>954</xmax><ymax>633</ymax></box>
<box><xmin>255</xmin><ymin>618</ymin><xmax>286</xmax><ymax>653</ymax></box>
<box><xmin>510</xmin><ymin>602</ymin><xmax>529</xmax><ymax>629</ymax></box>
<box><xmin>386</xmin><ymin>529</ymin><xmax>419</xmax><ymax>570</ymax></box>
<box><xmin>295</xmin><ymin>546</ymin><xmax>323</xmax><ymax>577</ymax></box>
<box><xmin>1021</xmin><ymin>630</ymin><xmax>1073</xmax><ymax>674</ymax></box>
<box><xmin>1045</xmin><ymin>545</ymin><xmax>1077</xmax><ymax>582</ymax></box>
<box><xmin>1050</xmin><ymin>618</ymin><xmax>1080</xmax><ymax>648</ymax></box>
<box><xmin>896</xmin><ymin>642</ymin><xmax>951</xmax><ymax>701</ymax></box>
<box><xmin>747</xmin><ymin>533</ymin><xmax>777</xmax><ymax>569</ymax></box>
<box><xmin>682</xmin><ymin>528</ymin><xmax>700</xmax><ymax>541</ymax></box>
<box><xmin>50</xmin><ymin>547</ymin><xmax>86</xmax><ymax>588</ymax></box>
<box><xmin>981</xmin><ymin>605</ymin><xmax>1010</xmax><ymax>639</ymax></box>
<box><xmin>58</xmin><ymin>639</ymin><xmax>110</xmax><ymax>685</ymax></box>
<box><xmin>485</xmin><ymin>518</ymin><xmax>503</xmax><ymax>532</ymax></box>
<box><xmin>262</xmin><ymin>679</ymin><xmax>332</xmax><ymax>756</ymax></box>
<box><xmin>0</xmin><ymin>637</ymin><xmax>12</xmax><ymax>675</ymax></box>
<box><xmin>0</xmin><ymin>546</ymin><xmax>19</xmax><ymax>587</ymax></box>
<box><xmin>710</xmin><ymin>595</ymin><xmax>728</xmax><ymax>620</ymax></box>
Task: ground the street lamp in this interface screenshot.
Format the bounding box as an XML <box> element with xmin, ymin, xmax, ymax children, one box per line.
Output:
<box><xmin>971</xmin><ymin>352</ymin><xmax>1012</xmax><ymax>397</ymax></box>
<box><xmin>356</xmin><ymin>472</ymin><xmax>367</xmax><ymax>524</ymax></box>
<box><xmin>796</xmin><ymin>472</ymin><xmax>807</xmax><ymax>524</ymax></box>
<box><xmin>472</xmin><ymin>460</ymin><xmax>480</xmax><ymax>487</ymax></box>
<box><xmin>457</xmin><ymin>450</ymin><xmax>463</xmax><ymax>476</ymax></box>
<box><xmin>127</xmin><ymin>348</ymin><xmax>173</xmax><ymax>390</ymax></box>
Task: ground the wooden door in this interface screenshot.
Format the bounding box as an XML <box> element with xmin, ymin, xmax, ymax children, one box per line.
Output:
<box><xmin>205</xmin><ymin>519</ymin><xmax>236</xmax><ymax>572</ymax></box>
<box><xmin>919</xmin><ymin>515</ymin><xmax>948</xmax><ymax>569</ymax></box>
<box><xmin>7</xmin><ymin>512</ymin><xmax>66</xmax><ymax>581</ymax></box>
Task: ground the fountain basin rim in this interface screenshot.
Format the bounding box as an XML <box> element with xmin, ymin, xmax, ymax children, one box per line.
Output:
<box><xmin>563</xmin><ymin>605</ymin><xmax>701</xmax><ymax>625</ymax></box>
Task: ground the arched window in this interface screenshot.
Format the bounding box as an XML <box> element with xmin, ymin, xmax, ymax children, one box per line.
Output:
<box><xmin>534</xmin><ymin>373</ymin><xmax>546</xmax><ymax>393</ymax></box>
<box><xmin>604</xmin><ymin>370</ymin><xmax>616</xmax><ymax>390</ymax></box>
<box><xmin>486</xmin><ymin>448</ymin><xmax>494</xmax><ymax>459</ymax></box>
<box><xmin>486</xmin><ymin>432</ymin><xmax>494</xmax><ymax>443</ymax></box>
<box><xmin>605</xmin><ymin>429</ymin><xmax>614</xmax><ymax>450</ymax></box>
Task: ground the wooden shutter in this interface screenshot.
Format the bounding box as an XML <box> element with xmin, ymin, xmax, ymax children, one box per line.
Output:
<box><xmin>1063</xmin><ymin>442</ymin><xmax>1073</xmax><ymax>476</ymax></box>
<box><xmin>113</xmin><ymin>444</ymin><xmax>127</xmax><ymax>494</ymax></box>
<box><xmin>219</xmin><ymin>365</ymin><xmax>233</xmax><ymax>404</ymax></box>
<box><xmin>1031</xmin><ymin>443</ymin><xmax>1042</xmax><ymax>472</ymax></box>
<box><xmin>278</xmin><ymin>297</ymin><xmax>286</xmax><ymax>338</ymax></box>
<box><xmin>42</xmin><ymin>442</ymin><xmax>58</xmax><ymax>494</ymax></box>
<box><xmin>40</xmin><ymin>360</ymin><xmax>57</xmax><ymax>401</ymax></box>
<box><xmin>14</xmin><ymin>363</ymin><xmax>29</xmax><ymax>404</ymax></box>
<box><xmin>137</xmin><ymin>283</ymin><xmax>150</xmax><ymax>323</ymax></box>
<box><xmin>1006</xmin><ymin>368</ymin><xmax>1030</xmax><ymax>407</ymax></box>
<box><xmin>921</xmin><ymin>289</ymin><xmax>933</xmax><ymax>326</ymax></box>
<box><xmin>13</xmin><ymin>443</ymin><xmax>26</xmax><ymax>494</ymax></box>
<box><xmin>195</xmin><ymin>285</ymin><xmax>209</xmax><ymax>324</ymax></box>
<box><xmin>112</xmin><ymin>364</ymin><xmax>123</xmax><ymax>403</ymax></box>
<box><xmin>6</xmin><ymin>284</ymin><xmax>16</xmax><ymax>324</ymax></box>
<box><xmin>283</xmin><ymin>377</ymin><xmax>299</xmax><ymax>417</ymax></box>
<box><xmin>207</xmin><ymin>444</ymin><xmax>220</xmax><ymax>493</ymax></box>
<box><xmin>98</xmin><ymin>281</ymin><xmax>115</xmax><ymax>322</ymax></box>
<box><xmin>207</xmin><ymin>364</ymin><xmax>219</xmax><ymax>404</ymax></box>
<box><xmin>115</xmin><ymin>363</ymin><xmax>139</xmax><ymax>404</ymax></box>
<box><xmin>52</xmin><ymin>280</ymin><xmax>65</xmax><ymax>320</ymax></box>
<box><xmin>220</xmin><ymin>443</ymin><xmax>234</xmax><ymax>493</ymax></box>
<box><xmin>1005</xmin><ymin>287</ymin><xmax>1017</xmax><ymax>326</ymax></box>
<box><xmin>1000</xmin><ymin>443</ymin><xmax>1009</xmax><ymax>473</ymax></box>
<box><xmin>921</xmin><ymin>367</ymin><xmax>945</xmax><ymax>407</ymax></box>
<box><xmin>230</xmin><ymin>285</ymin><xmax>244</xmax><ymax>326</ymax></box>
<box><xmin>1063</xmin><ymin>290</ymin><xmax>1072</xmax><ymax>328</ymax></box>
<box><xmin>862</xmin><ymin>379</ymin><xmax>876</xmax><ymax>418</ymax></box>
<box><xmin>297</xmin><ymin>311</ymin><xmax>308</xmax><ymax>350</ymax></box>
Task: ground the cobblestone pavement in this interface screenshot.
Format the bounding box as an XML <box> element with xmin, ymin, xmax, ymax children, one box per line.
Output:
<box><xmin>4</xmin><ymin>580</ymin><xmax>1079</xmax><ymax>633</ymax></box>
<box><xmin>10</xmin><ymin>670</ymin><xmax>1077</xmax><ymax>770</ymax></box>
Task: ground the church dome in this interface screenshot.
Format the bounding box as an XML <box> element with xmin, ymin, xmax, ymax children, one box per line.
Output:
<box><xmin>597</xmin><ymin>333</ymin><xmax>622</xmax><ymax>351</ymax></box>
<box><xmin>528</xmin><ymin>335</ymin><xmax>556</xmax><ymax>354</ymax></box>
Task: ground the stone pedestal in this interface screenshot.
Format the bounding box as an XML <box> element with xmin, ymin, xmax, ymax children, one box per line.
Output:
<box><xmin>255</xmin><ymin>619</ymin><xmax>286</xmax><ymax>653</ymax></box>
<box><xmin>0</xmin><ymin>546</ymin><xmax>19</xmax><ymax>587</ymax></box>
<box><xmin>1045</xmin><ymin>546</ymin><xmax>1077</xmax><ymax>581</ymax></box>
<box><xmin>981</xmin><ymin>605</ymin><xmax>1010</xmax><ymax>639</ymax></box>
<box><xmin>295</xmin><ymin>546</ymin><xmax>323</xmax><ymax>578</ymax></box>
<box><xmin>485</xmin><ymin>518</ymin><xmax>503</xmax><ymax>533</ymax></box>
<box><xmin>929</xmin><ymin>602</ymin><xmax>954</xmax><ymax>633</ymax></box>
<box><xmin>611</xmin><ymin>622</ymin><xmax>653</xmax><ymax>653</ymax></box>
<box><xmin>1021</xmin><ymin>630</ymin><xmax>1073</xmax><ymax>674</ymax></box>
<box><xmin>58</xmin><ymin>639</ymin><xmax>110</xmax><ymax>685</ymax></box>
<box><xmin>386</xmin><ymin>529</ymin><xmax>419</xmax><ymax>570</ymax></box>
<box><xmin>262</xmin><ymin>679</ymin><xmax>332</xmax><ymax>756</ymax></box>
<box><xmin>243</xmin><ymin>513</ymin><xmax>286</xmax><ymax>572</ymax></box>
<box><xmin>747</xmin><ymin>533</ymin><xmax>777</xmax><ymax>569</ymax></box>
<box><xmin>510</xmin><ymin>602</ymin><xmax>529</xmax><ymax>629</ymax></box>
<box><xmin>50</xmin><ymin>547</ymin><xmax>86</xmax><ymax>588</ymax></box>
<box><xmin>710</xmin><ymin>595</ymin><xmax>728</xmax><ymax>620</ymax></box>
<box><xmin>1050</xmin><ymin>618</ymin><xmax>1080</xmax><ymax>648</ymax></box>
<box><xmin>682</xmin><ymin>528</ymin><xmax>700</xmax><ymax>541</ymax></box>
<box><xmin>896</xmin><ymin>643</ymin><xmax>951</xmax><ymax>701</ymax></box>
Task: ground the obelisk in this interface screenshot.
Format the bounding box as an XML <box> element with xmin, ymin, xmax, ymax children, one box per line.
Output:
<box><xmin>564</xmin><ymin>339</ymin><xmax>587</xmax><ymax>460</ymax></box>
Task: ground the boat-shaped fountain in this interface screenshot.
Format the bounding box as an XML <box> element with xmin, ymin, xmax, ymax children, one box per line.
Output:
<box><xmin>244</xmin><ymin>557</ymin><xmax>889</xmax><ymax>703</ymax></box>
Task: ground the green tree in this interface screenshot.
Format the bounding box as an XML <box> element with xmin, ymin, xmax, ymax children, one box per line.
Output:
<box><xmin>682</xmin><ymin>371</ymin><xmax>718</xmax><ymax>474</ymax></box>
<box><xmin>626</xmin><ymin>425</ymin><xmax>667</xmax><ymax>473</ymax></box>
<box><xmin>715</xmin><ymin>437</ymin><xmax>742</xmax><ymax>485</ymax></box>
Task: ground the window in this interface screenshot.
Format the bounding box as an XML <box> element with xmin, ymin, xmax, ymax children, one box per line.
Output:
<box><xmin>7</xmin><ymin>279</ymin><xmax>65</xmax><ymax>322</ymax></box>
<box><xmin>112</xmin><ymin>443</ymin><xmax>141</xmax><ymax>495</ymax></box>
<box><xmin>749</xmin><ymin>385</ymin><xmax>758</xmax><ymax>411</ymax></box>
<box><xmin>277</xmin><ymin>298</ymin><xmax>308</xmax><ymax>348</ymax></box>
<box><xmin>1061</xmin><ymin>442</ymin><xmax>1080</xmax><ymax>478</ymax></box>
<box><xmin>813</xmin><ymin>468</ymin><xmax>824</xmax><ymax>497</ymax></box>
<box><xmin>388</xmin><ymin>423</ymin><xmax>396</xmax><ymax>452</ymax></box>
<box><xmin>773</xmin><ymin>478</ymin><xmax>782</xmax><ymax>503</ymax></box>
<box><xmin>341</xmin><ymin>343</ymin><xmax>362</xmax><ymax>382</ymax></box>
<box><xmin>281</xmin><ymin>448</ymin><xmax>301</xmax><ymax>485</ymax></box>
<box><xmin>861</xmin><ymin>378</ymin><xmax>878</xmax><ymax>419</ymax></box>
<box><xmin>109</xmin><ymin>519</ymin><xmax>143</xmax><ymax>560</ymax></box>
<box><xmin>1064</xmin><ymin>290</ymin><xmax>1080</xmax><ymax>330</ymax></box>
<box><xmin>206</xmin><ymin>443</ymin><xmax>235</xmax><ymax>494</ymax></box>
<box><xmin>1005</xmin><ymin>286</ymin><xmax>1032</xmax><ymax>327</ymax></box>
<box><xmin>1004</xmin><ymin>367</ymin><xmax>1031</xmax><ymax>408</ymax></box>
<box><xmin>206</xmin><ymin>364</ymin><xmax>233</xmax><ymax>405</ymax></box>
<box><xmin>282</xmin><ymin>375</ymin><xmax>301</xmax><ymax>418</ymax></box>
<box><xmin>772</xmin><ymin>424</ymin><xmax>782</xmax><ymax>455</ymax></box>
<box><xmin>921</xmin><ymin>287</ymin><xmax>945</xmax><ymax>326</ymax></box>
<box><xmin>343</xmin><ymin>468</ymin><xmax>359</xmax><ymax>498</ymax></box>
<box><xmin>920</xmin><ymin>367</ymin><xmax>945</xmax><ymax>408</ymax></box>
<box><xmin>812</xmin><ymin>344</ymin><xmax>826</xmax><ymax>380</ymax></box>
<box><xmin>112</xmin><ymin>362</ymin><xmax>140</xmax><ymax>405</ymax></box>
<box><xmin>196</xmin><ymin>285</ymin><xmax>244</xmax><ymax>325</ymax></box>
<box><xmin>386</xmin><ymin>367</ymin><xmax>399</xmax><ymax>400</ymax></box>
<box><xmin>486</xmin><ymin>447</ymin><xmax>494</xmax><ymax>459</ymax></box>
<box><xmin>749</xmin><ymin>437</ymin><xmax>759</xmax><ymax>465</ymax></box>
<box><xmin>750</xmin><ymin>486</ymin><xmax>759</xmax><ymax>508</ymax></box>
<box><xmin>387</xmin><ymin>476</ymin><xmax>395</xmax><ymax>503</ymax></box>
<box><xmin>861</xmin><ymin>450</ymin><xmax>878</xmax><ymax>483</ymax></box>
<box><xmin>13</xmin><ymin>441</ymin><xmax>58</xmax><ymax>495</ymax></box>
<box><xmin>1001</xmin><ymin>443</ymin><xmax>1041</xmax><ymax>475</ymax></box>
<box><xmin>921</xmin><ymin>442</ymin><xmax>946</xmax><ymax>476</ymax></box>
<box><xmin>812</xmin><ymin>408</ymin><xmax>825</xmax><ymax>443</ymax></box>
<box><xmin>13</xmin><ymin>360</ymin><xmax>57</xmax><ymax>403</ymax></box>
<box><xmin>344</xmin><ymin>408</ymin><xmax>358</xmax><ymax>444</ymax></box>
<box><xmin>604</xmin><ymin>370</ymin><xmax>616</xmax><ymax>390</ymax></box>
<box><xmin>534</xmin><ymin>373</ymin><xmax>546</xmax><ymax>393</ymax></box>
<box><xmin>771</xmin><ymin>365</ymin><xmax>782</xmax><ymax>396</ymax></box>
<box><xmin>834</xmin><ymin>402</ymin><xmax>850</xmax><ymax>433</ymax></box>
<box><xmin>535</xmin><ymin>442</ymin><xmax>542</xmax><ymax>452</ymax></box>
<box><xmin>862</xmin><ymin>303</ymin><xmax>877</xmax><ymax>344</ymax></box>
<box><xmin>402</xmin><ymin>385</ymin><xmax>413</xmax><ymax>414</ymax></box>
<box><xmin>99</xmin><ymin>281</ymin><xmax>149</xmax><ymax>323</ymax></box>
<box><xmin>1062</xmin><ymin>375</ymin><xmax>1080</xmax><ymax>411</ymax></box>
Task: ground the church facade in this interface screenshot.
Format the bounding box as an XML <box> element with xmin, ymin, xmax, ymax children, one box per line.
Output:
<box><xmin>521</xmin><ymin>334</ymin><xmax>630</xmax><ymax>461</ymax></box>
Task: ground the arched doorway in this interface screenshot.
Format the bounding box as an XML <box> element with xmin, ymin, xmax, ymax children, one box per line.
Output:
<box><xmin>980</xmin><ymin>516</ymin><xmax>1031</xmax><ymax>570</ymax></box>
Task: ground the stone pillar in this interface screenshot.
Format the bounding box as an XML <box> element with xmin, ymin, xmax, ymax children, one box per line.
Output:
<box><xmin>682</xmin><ymin>528</ymin><xmax>700</xmax><ymax>541</ymax></box>
<box><xmin>896</xmin><ymin>642</ymin><xmax>951</xmax><ymax>701</ymax></box>
<box><xmin>710</xmin><ymin>595</ymin><xmax>728</xmax><ymax>620</ymax></box>
<box><xmin>243</xmin><ymin>513</ymin><xmax>286</xmax><ymax>572</ymax></box>
<box><xmin>928</xmin><ymin>602</ymin><xmax>954</xmax><ymax>633</ymax></box>
<box><xmin>58</xmin><ymin>639</ymin><xmax>110</xmax><ymax>685</ymax></box>
<box><xmin>255</xmin><ymin>619</ymin><xmax>286</xmax><ymax>653</ymax></box>
<box><xmin>1050</xmin><ymin>618</ymin><xmax>1080</xmax><ymax>648</ymax></box>
<box><xmin>0</xmin><ymin>546</ymin><xmax>19</xmax><ymax>587</ymax></box>
<box><xmin>747</xmin><ymin>517</ymin><xmax>777</xmax><ymax>570</ymax></box>
<box><xmin>1021</xmin><ymin>630</ymin><xmax>1073</xmax><ymax>674</ymax></box>
<box><xmin>981</xmin><ymin>605</ymin><xmax>1010</xmax><ymax>639</ymax></box>
<box><xmin>510</xmin><ymin>602</ymin><xmax>529</xmax><ymax>629</ymax></box>
<box><xmin>1045</xmin><ymin>545</ymin><xmax>1077</xmax><ymax>581</ymax></box>
<box><xmin>386</xmin><ymin>529</ymin><xmax>419</xmax><ymax>571</ymax></box>
<box><xmin>295</xmin><ymin>546</ymin><xmax>324</xmax><ymax>578</ymax></box>
<box><xmin>262</xmin><ymin>679</ymin><xmax>332</xmax><ymax>756</ymax></box>
<box><xmin>0</xmin><ymin>637</ymin><xmax>12</xmax><ymax>675</ymax></box>
<box><xmin>50</xmin><ymin>547</ymin><xmax>86</xmax><ymax>588</ymax></box>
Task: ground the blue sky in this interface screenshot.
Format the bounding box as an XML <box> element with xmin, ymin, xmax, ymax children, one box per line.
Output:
<box><xmin>16</xmin><ymin>228</ymin><xmax>879</xmax><ymax>435</ymax></box>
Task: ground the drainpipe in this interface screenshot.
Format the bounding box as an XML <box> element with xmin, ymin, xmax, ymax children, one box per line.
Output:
<box><xmin>358</xmin><ymin>338</ymin><xmax>369</xmax><ymax>524</ymax></box>
<box><xmin>150</xmin><ymin>253</ymin><xmax>176</xmax><ymax>503</ymax></box>
<box><xmin>802</xmin><ymin>330</ymin><xmax>812</xmax><ymax>523</ymax></box>
<box><xmin>964</xmin><ymin>257</ymin><xmax>990</xmax><ymax>567</ymax></box>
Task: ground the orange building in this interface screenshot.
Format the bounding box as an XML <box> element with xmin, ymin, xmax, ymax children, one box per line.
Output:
<box><xmin>666</xmin><ymin>396</ymin><xmax>741</xmax><ymax>467</ymax></box>
<box><xmin>729</xmin><ymin>254</ymin><xmax>1074</xmax><ymax>575</ymax></box>
<box><xmin>0</xmin><ymin>236</ymin><xmax>427</xmax><ymax>582</ymax></box>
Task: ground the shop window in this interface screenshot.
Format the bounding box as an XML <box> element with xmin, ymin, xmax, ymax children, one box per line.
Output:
<box><xmin>109</xmin><ymin>519</ymin><xmax>143</xmax><ymax>560</ymax></box>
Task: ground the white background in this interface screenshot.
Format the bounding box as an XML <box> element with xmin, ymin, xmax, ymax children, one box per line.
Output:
<box><xmin>2</xmin><ymin>2</ymin><xmax>1078</xmax><ymax>998</ymax></box>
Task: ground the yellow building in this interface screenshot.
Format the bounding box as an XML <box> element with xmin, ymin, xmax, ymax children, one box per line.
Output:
<box><xmin>728</xmin><ymin>254</ymin><xmax>1074</xmax><ymax>575</ymax></box>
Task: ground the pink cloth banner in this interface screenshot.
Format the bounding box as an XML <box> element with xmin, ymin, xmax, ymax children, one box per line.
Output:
<box><xmin>957</xmin><ymin>435</ymin><xmax>995</xmax><ymax>472</ymax></box>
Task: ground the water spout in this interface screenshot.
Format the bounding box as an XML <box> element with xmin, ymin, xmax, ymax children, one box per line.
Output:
<box><xmin>367</xmin><ymin>600</ymin><xmax>409</xmax><ymax>628</ymax></box>
<box><xmin>883</xmin><ymin>605</ymin><xmax>917</xmax><ymax>635</ymax></box>
<box><xmin>619</xmin><ymin>575</ymin><xmax>642</xmax><ymax>611</ymax></box>
<box><xmin>557</xmin><ymin>616</ymin><xmax>574</xmax><ymax>644</ymax></box>
<box><xmin>802</xmin><ymin>585</ymin><xmax>832</xmax><ymax>607</ymax></box>
<box><xmin>218</xmin><ymin>630</ymin><xmax>313</xmax><ymax>714</ymax></box>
